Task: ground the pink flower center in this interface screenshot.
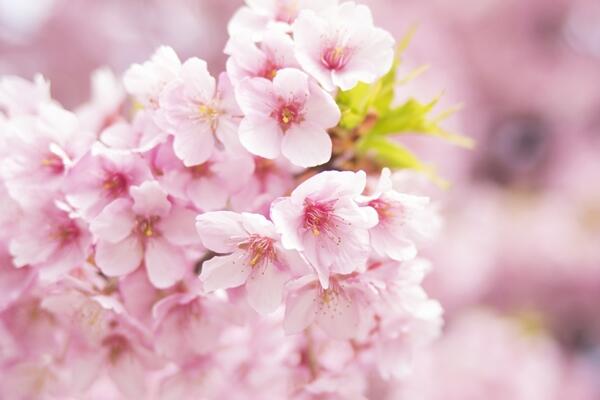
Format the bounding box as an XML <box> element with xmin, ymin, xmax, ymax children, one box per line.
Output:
<box><xmin>239</xmin><ymin>235</ymin><xmax>276</xmax><ymax>267</ymax></box>
<box><xmin>41</xmin><ymin>153</ymin><xmax>65</xmax><ymax>174</ymax></box>
<box><xmin>274</xmin><ymin>102</ymin><xmax>302</xmax><ymax>131</ymax></box>
<box><xmin>368</xmin><ymin>198</ymin><xmax>395</xmax><ymax>223</ymax></box>
<box><xmin>136</xmin><ymin>216</ymin><xmax>160</xmax><ymax>238</ymax></box>
<box><xmin>102</xmin><ymin>173</ymin><xmax>128</xmax><ymax>197</ymax></box>
<box><xmin>303</xmin><ymin>198</ymin><xmax>337</xmax><ymax>238</ymax></box>
<box><xmin>198</xmin><ymin>103</ymin><xmax>221</xmax><ymax>132</ymax></box>
<box><xmin>321</xmin><ymin>46</ymin><xmax>352</xmax><ymax>71</ymax></box>
<box><xmin>259</xmin><ymin>60</ymin><xmax>279</xmax><ymax>80</ymax></box>
<box><xmin>102</xmin><ymin>334</ymin><xmax>129</xmax><ymax>363</ymax></box>
<box><xmin>189</xmin><ymin>162</ymin><xmax>213</xmax><ymax>178</ymax></box>
<box><xmin>51</xmin><ymin>222</ymin><xmax>80</xmax><ymax>244</ymax></box>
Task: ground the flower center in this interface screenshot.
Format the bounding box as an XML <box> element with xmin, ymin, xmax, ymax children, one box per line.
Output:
<box><xmin>198</xmin><ymin>103</ymin><xmax>221</xmax><ymax>131</ymax></box>
<box><xmin>260</xmin><ymin>60</ymin><xmax>279</xmax><ymax>80</ymax></box>
<box><xmin>51</xmin><ymin>222</ymin><xmax>80</xmax><ymax>244</ymax></box>
<box><xmin>239</xmin><ymin>235</ymin><xmax>276</xmax><ymax>267</ymax></box>
<box><xmin>303</xmin><ymin>198</ymin><xmax>337</xmax><ymax>237</ymax></box>
<box><xmin>321</xmin><ymin>46</ymin><xmax>351</xmax><ymax>71</ymax></box>
<box><xmin>136</xmin><ymin>216</ymin><xmax>160</xmax><ymax>238</ymax></box>
<box><xmin>368</xmin><ymin>198</ymin><xmax>396</xmax><ymax>223</ymax></box>
<box><xmin>102</xmin><ymin>334</ymin><xmax>129</xmax><ymax>364</ymax></box>
<box><xmin>41</xmin><ymin>153</ymin><xmax>65</xmax><ymax>174</ymax></box>
<box><xmin>274</xmin><ymin>102</ymin><xmax>303</xmax><ymax>131</ymax></box>
<box><xmin>102</xmin><ymin>173</ymin><xmax>128</xmax><ymax>197</ymax></box>
<box><xmin>189</xmin><ymin>162</ymin><xmax>212</xmax><ymax>178</ymax></box>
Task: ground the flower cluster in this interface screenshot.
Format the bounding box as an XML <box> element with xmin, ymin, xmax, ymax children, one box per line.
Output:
<box><xmin>0</xmin><ymin>1</ymin><xmax>443</xmax><ymax>398</ymax></box>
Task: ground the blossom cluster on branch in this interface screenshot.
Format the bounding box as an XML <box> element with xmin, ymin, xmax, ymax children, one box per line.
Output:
<box><xmin>0</xmin><ymin>1</ymin><xmax>449</xmax><ymax>398</ymax></box>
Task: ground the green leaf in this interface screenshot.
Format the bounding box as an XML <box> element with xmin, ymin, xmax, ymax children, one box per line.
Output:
<box><xmin>356</xmin><ymin>135</ymin><xmax>448</xmax><ymax>187</ymax></box>
<box><xmin>367</xmin><ymin>97</ymin><xmax>474</xmax><ymax>148</ymax></box>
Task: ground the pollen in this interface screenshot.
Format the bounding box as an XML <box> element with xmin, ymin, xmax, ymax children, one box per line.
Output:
<box><xmin>137</xmin><ymin>216</ymin><xmax>160</xmax><ymax>238</ymax></box>
<box><xmin>239</xmin><ymin>235</ymin><xmax>276</xmax><ymax>268</ymax></box>
<box><xmin>102</xmin><ymin>173</ymin><xmax>127</xmax><ymax>196</ymax></box>
<box><xmin>303</xmin><ymin>198</ymin><xmax>336</xmax><ymax>237</ymax></box>
<box><xmin>41</xmin><ymin>154</ymin><xmax>65</xmax><ymax>174</ymax></box>
<box><xmin>321</xmin><ymin>46</ymin><xmax>351</xmax><ymax>71</ymax></box>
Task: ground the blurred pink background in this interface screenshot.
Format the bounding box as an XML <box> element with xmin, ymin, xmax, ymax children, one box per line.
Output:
<box><xmin>1</xmin><ymin>0</ymin><xmax>599</xmax><ymax>397</ymax></box>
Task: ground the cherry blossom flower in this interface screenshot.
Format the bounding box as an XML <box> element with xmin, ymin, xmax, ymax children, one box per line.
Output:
<box><xmin>152</xmin><ymin>293</ymin><xmax>226</xmax><ymax>363</ymax></box>
<box><xmin>236</xmin><ymin>68</ymin><xmax>340</xmax><ymax>167</ymax></box>
<box><xmin>9</xmin><ymin>202</ymin><xmax>91</xmax><ymax>282</ymax></box>
<box><xmin>226</xmin><ymin>26</ymin><xmax>298</xmax><ymax>84</ymax></box>
<box><xmin>64</xmin><ymin>144</ymin><xmax>152</xmax><ymax>220</ymax></box>
<box><xmin>196</xmin><ymin>211</ymin><xmax>291</xmax><ymax>314</ymax></box>
<box><xmin>283</xmin><ymin>274</ymin><xmax>360</xmax><ymax>339</ymax></box>
<box><xmin>157</xmin><ymin>60</ymin><xmax>242</xmax><ymax>166</ymax></box>
<box><xmin>150</xmin><ymin>139</ymin><xmax>254</xmax><ymax>211</ymax></box>
<box><xmin>90</xmin><ymin>181</ymin><xmax>199</xmax><ymax>288</ymax></box>
<box><xmin>227</xmin><ymin>0</ymin><xmax>338</xmax><ymax>41</ymax></box>
<box><xmin>292</xmin><ymin>1</ymin><xmax>395</xmax><ymax>91</ymax></box>
<box><xmin>0</xmin><ymin>74</ymin><xmax>51</xmax><ymax>117</ymax></box>
<box><xmin>1</xmin><ymin>104</ymin><xmax>93</xmax><ymax>208</ymax></box>
<box><xmin>123</xmin><ymin>46</ymin><xmax>181</xmax><ymax>110</ymax></box>
<box><xmin>271</xmin><ymin>170</ymin><xmax>377</xmax><ymax>288</ymax></box>
<box><xmin>361</xmin><ymin>168</ymin><xmax>441</xmax><ymax>261</ymax></box>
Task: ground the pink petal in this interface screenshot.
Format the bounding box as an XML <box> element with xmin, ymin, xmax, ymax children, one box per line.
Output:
<box><xmin>159</xmin><ymin>206</ymin><xmax>200</xmax><ymax>246</ymax></box>
<box><xmin>239</xmin><ymin>115</ymin><xmax>282</xmax><ymax>159</ymax></box>
<box><xmin>246</xmin><ymin>264</ymin><xmax>287</xmax><ymax>314</ymax></box>
<box><xmin>195</xmin><ymin>211</ymin><xmax>247</xmax><ymax>253</ymax></box>
<box><xmin>130</xmin><ymin>181</ymin><xmax>171</xmax><ymax>217</ymax></box>
<box><xmin>144</xmin><ymin>238</ymin><xmax>186</xmax><ymax>289</ymax></box>
<box><xmin>281</xmin><ymin>122</ymin><xmax>332</xmax><ymax>167</ymax></box>
<box><xmin>283</xmin><ymin>286</ymin><xmax>318</xmax><ymax>335</ymax></box>
<box><xmin>315</xmin><ymin>290</ymin><xmax>359</xmax><ymax>340</ymax></box>
<box><xmin>240</xmin><ymin>212</ymin><xmax>277</xmax><ymax>237</ymax></box>
<box><xmin>89</xmin><ymin>198</ymin><xmax>135</xmax><ymax>243</ymax></box>
<box><xmin>107</xmin><ymin>352</ymin><xmax>146</xmax><ymax>399</ymax></box>
<box><xmin>95</xmin><ymin>235</ymin><xmax>143</xmax><ymax>277</ymax></box>
<box><xmin>270</xmin><ymin>197</ymin><xmax>304</xmax><ymax>250</ymax></box>
<box><xmin>179</xmin><ymin>58</ymin><xmax>216</xmax><ymax>102</ymax></box>
<box><xmin>304</xmin><ymin>81</ymin><xmax>341</xmax><ymax>128</ymax></box>
<box><xmin>272</xmin><ymin>68</ymin><xmax>309</xmax><ymax>102</ymax></box>
<box><xmin>235</xmin><ymin>77</ymin><xmax>276</xmax><ymax>116</ymax></box>
<box><xmin>200</xmin><ymin>251</ymin><xmax>251</xmax><ymax>292</ymax></box>
<box><xmin>187</xmin><ymin>177</ymin><xmax>229</xmax><ymax>211</ymax></box>
<box><xmin>292</xmin><ymin>11</ymin><xmax>334</xmax><ymax>91</ymax></box>
<box><xmin>172</xmin><ymin>125</ymin><xmax>215</xmax><ymax>167</ymax></box>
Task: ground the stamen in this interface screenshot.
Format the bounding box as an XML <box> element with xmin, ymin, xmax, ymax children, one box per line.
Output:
<box><xmin>102</xmin><ymin>173</ymin><xmax>127</xmax><ymax>196</ymax></box>
<box><xmin>136</xmin><ymin>216</ymin><xmax>160</xmax><ymax>238</ymax></box>
<box><xmin>239</xmin><ymin>235</ymin><xmax>276</xmax><ymax>268</ymax></box>
<box><xmin>41</xmin><ymin>154</ymin><xmax>65</xmax><ymax>174</ymax></box>
<box><xmin>321</xmin><ymin>46</ymin><xmax>351</xmax><ymax>71</ymax></box>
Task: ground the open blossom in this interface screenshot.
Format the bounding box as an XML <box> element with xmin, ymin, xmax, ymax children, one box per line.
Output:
<box><xmin>196</xmin><ymin>211</ymin><xmax>291</xmax><ymax>314</ymax></box>
<box><xmin>292</xmin><ymin>1</ymin><xmax>395</xmax><ymax>91</ymax></box>
<box><xmin>271</xmin><ymin>170</ymin><xmax>378</xmax><ymax>288</ymax></box>
<box><xmin>0</xmin><ymin>74</ymin><xmax>51</xmax><ymax>117</ymax></box>
<box><xmin>227</xmin><ymin>0</ymin><xmax>338</xmax><ymax>41</ymax></box>
<box><xmin>226</xmin><ymin>26</ymin><xmax>299</xmax><ymax>84</ymax></box>
<box><xmin>158</xmin><ymin>59</ymin><xmax>242</xmax><ymax>166</ymax></box>
<box><xmin>361</xmin><ymin>168</ymin><xmax>441</xmax><ymax>261</ymax></box>
<box><xmin>283</xmin><ymin>274</ymin><xmax>360</xmax><ymax>339</ymax></box>
<box><xmin>64</xmin><ymin>144</ymin><xmax>153</xmax><ymax>220</ymax></box>
<box><xmin>152</xmin><ymin>293</ymin><xmax>226</xmax><ymax>364</ymax></box>
<box><xmin>150</xmin><ymin>139</ymin><xmax>254</xmax><ymax>211</ymax></box>
<box><xmin>9</xmin><ymin>202</ymin><xmax>91</xmax><ymax>282</ymax></box>
<box><xmin>123</xmin><ymin>46</ymin><xmax>181</xmax><ymax>109</ymax></box>
<box><xmin>1</xmin><ymin>104</ymin><xmax>93</xmax><ymax>208</ymax></box>
<box><xmin>236</xmin><ymin>68</ymin><xmax>340</xmax><ymax>167</ymax></box>
<box><xmin>90</xmin><ymin>181</ymin><xmax>199</xmax><ymax>288</ymax></box>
